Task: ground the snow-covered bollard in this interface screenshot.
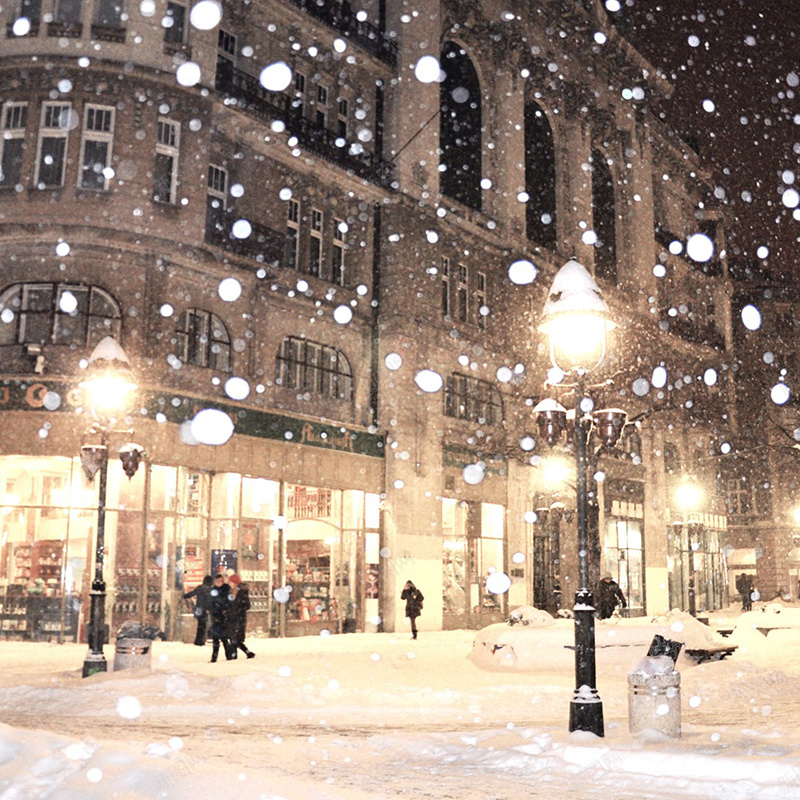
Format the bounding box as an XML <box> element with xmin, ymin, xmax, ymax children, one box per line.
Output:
<box><xmin>627</xmin><ymin>655</ymin><xmax>681</xmax><ymax>738</ymax></box>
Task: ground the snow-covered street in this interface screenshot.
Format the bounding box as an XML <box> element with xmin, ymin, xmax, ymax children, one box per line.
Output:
<box><xmin>3</xmin><ymin>607</ymin><xmax>800</xmax><ymax>799</ymax></box>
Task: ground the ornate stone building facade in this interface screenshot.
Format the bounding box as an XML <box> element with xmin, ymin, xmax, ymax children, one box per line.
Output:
<box><xmin>0</xmin><ymin>0</ymin><xmax>733</xmax><ymax>641</ymax></box>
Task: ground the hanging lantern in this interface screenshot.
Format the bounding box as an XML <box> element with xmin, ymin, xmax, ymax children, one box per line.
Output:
<box><xmin>119</xmin><ymin>443</ymin><xmax>145</xmax><ymax>479</ymax></box>
<box><xmin>533</xmin><ymin>398</ymin><xmax>568</xmax><ymax>447</ymax></box>
<box><xmin>80</xmin><ymin>444</ymin><xmax>107</xmax><ymax>481</ymax></box>
<box><xmin>592</xmin><ymin>408</ymin><xmax>628</xmax><ymax>447</ymax></box>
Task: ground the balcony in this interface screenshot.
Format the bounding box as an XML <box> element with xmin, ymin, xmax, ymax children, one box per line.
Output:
<box><xmin>205</xmin><ymin>205</ymin><xmax>284</xmax><ymax>264</ymax></box>
<box><xmin>282</xmin><ymin>0</ymin><xmax>396</xmax><ymax>66</ymax></box>
<box><xmin>215</xmin><ymin>62</ymin><xmax>395</xmax><ymax>189</ymax></box>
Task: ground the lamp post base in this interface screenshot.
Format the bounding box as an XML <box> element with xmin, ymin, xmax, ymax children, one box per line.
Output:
<box><xmin>569</xmin><ymin>690</ymin><xmax>604</xmax><ymax>736</ymax></box>
<box><xmin>82</xmin><ymin>650</ymin><xmax>108</xmax><ymax>678</ymax></box>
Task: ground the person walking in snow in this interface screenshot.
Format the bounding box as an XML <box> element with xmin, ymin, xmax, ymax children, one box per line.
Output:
<box><xmin>208</xmin><ymin>573</ymin><xmax>233</xmax><ymax>662</ymax></box>
<box><xmin>184</xmin><ymin>575</ymin><xmax>213</xmax><ymax>646</ymax></box>
<box><xmin>595</xmin><ymin>573</ymin><xmax>626</xmax><ymax>619</ymax></box>
<box><xmin>225</xmin><ymin>573</ymin><xmax>255</xmax><ymax>659</ymax></box>
<box><xmin>401</xmin><ymin>580</ymin><xmax>424</xmax><ymax>639</ymax></box>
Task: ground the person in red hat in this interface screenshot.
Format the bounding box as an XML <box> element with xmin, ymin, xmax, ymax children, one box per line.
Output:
<box><xmin>225</xmin><ymin>574</ymin><xmax>255</xmax><ymax>659</ymax></box>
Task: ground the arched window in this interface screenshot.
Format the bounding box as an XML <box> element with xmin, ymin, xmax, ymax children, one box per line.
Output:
<box><xmin>175</xmin><ymin>309</ymin><xmax>231</xmax><ymax>371</ymax></box>
<box><xmin>591</xmin><ymin>149</ymin><xmax>617</xmax><ymax>283</ymax></box>
<box><xmin>276</xmin><ymin>336</ymin><xmax>353</xmax><ymax>401</ymax></box>
<box><xmin>0</xmin><ymin>282</ymin><xmax>121</xmax><ymax>346</ymax></box>
<box><xmin>524</xmin><ymin>101</ymin><xmax>557</xmax><ymax>246</ymax></box>
<box><xmin>440</xmin><ymin>42</ymin><xmax>482</xmax><ymax>211</ymax></box>
<box><xmin>444</xmin><ymin>373</ymin><xmax>503</xmax><ymax>425</ymax></box>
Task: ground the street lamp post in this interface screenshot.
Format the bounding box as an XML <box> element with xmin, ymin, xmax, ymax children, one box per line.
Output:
<box><xmin>79</xmin><ymin>337</ymin><xmax>138</xmax><ymax>678</ymax></box>
<box><xmin>534</xmin><ymin>260</ymin><xmax>625</xmax><ymax>737</ymax></box>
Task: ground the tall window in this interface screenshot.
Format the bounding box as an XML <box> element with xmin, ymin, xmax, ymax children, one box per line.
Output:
<box><xmin>55</xmin><ymin>0</ymin><xmax>82</xmax><ymax>23</ymax></box>
<box><xmin>79</xmin><ymin>105</ymin><xmax>114</xmax><ymax>190</ymax></box>
<box><xmin>286</xmin><ymin>199</ymin><xmax>300</xmax><ymax>270</ymax></box>
<box><xmin>163</xmin><ymin>1</ymin><xmax>186</xmax><ymax>43</ymax></box>
<box><xmin>440</xmin><ymin>42</ymin><xmax>482</xmax><ymax>210</ymax></box>
<box><xmin>292</xmin><ymin>73</ymin><xmax>306</xmax><ymax>116</ymax></box>
<box><xmin>524</xmin><ymin>101</ymin><xmax>557</xmax><ymax>246</ymax></box>
<box><xmin>94</xmin><ymin>0</ymin><xmax>123</xmax><ymax>27</ymax></box>
<box><xmin>207</xmin><ymin>164</ymin><xmax>227</xmax><ymax>208</ymax></box>
<box><xmin>476</xmin><ymin>271</ymin><xmax>487</xmax><ymax>329</ymax></box>
<box><xmin>315</xmin><ymin>86</ymin><xmax>328</xmax><ymax>128</ymax></box>
<box><xmin>153</xmin><ymin>118</ymin><xmax>180</xmax><ymax>204</ymax></box>
<box><xmin>276</xmin><ymin>336</ymin><xmax>353</xmax><ymax>401</ymax></box>
<box><xmin>337</xmin><ymin>98</ymin><xmax>348</xmax><ymax>139</ymax></box>
<box><xmin>175</xmin><ymin>309</ymin><xmax>231</xmax><ymax>371</ymax></box>
<box><xmin>35</xmin><ymin>103</ymin><xmax>71</xmax><ymax>188</ymax></box>
<box><xmin>309</xmin><ymin>208</ymin><xmax>323</xmax><ymax>277</ymax></box>
<box><xmin>441</xmin><ymin>257</ymin><xmax>451</xmax><ymax>317</ymax></box>
<box><xmin>592</xmin><ymin>148</ymin><xmax>617</xmax><ymax>283</ymax></box>
<box><xmin>216</xmin><ymin>28</ymin><xmax>236</xmax><ymax>87</ymax></box>
<box><xmin>456</xmin><ymin>263</ymin><xmax>468</xmax><ymax>322</ymax></box>
<box><xmin>444</xmin><ymin>373</ymin><xmax>503</xmax><ymax>425</ymax></box>
<box><xmin>332</xmin><ymin>219</ymin><xmax>345</xmax><ymax>285</ymax></box>
<box><xmin>20</xmin><ymin>0</ymin><xmax>42</xmax><ymax>22</ymax></box>
<box><xmin>205</xmin><ymin>164</ymin><xmax>228</xmax><ymax>238</ymax></box>
<box><xmin>0</xmin><ymin>283</ymin><xmax>121</xmax><ymax>346</ymax></box>
<box><xmin>0</xmin><ymin>103</ymin><xmax>27</xmax><ymax>189</ymax></box>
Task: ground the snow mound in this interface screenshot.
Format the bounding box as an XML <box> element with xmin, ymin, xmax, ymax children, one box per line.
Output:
<box><xmin>508</xmin><ymin>605</ymin><xmax>556</xmax><ymax>627</ymax></box>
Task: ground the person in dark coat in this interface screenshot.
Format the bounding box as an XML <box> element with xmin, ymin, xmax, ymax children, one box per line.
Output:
<box><xmin>183</xmin><ymin>575</ymin><xmax>213</xmax><ymax>646</ymax></box>
<box><xmin>208</xmin><ymin>573</ymin><xmax>232</xmax><ymax>662</ymax></box>
<box><xmin>225</xmin><ymin>574</ymin><xmax>255</xmax><ymax>659</ymax></box>
<box><xmin>596</xmin><ymin>573</ymin><xmax>626</xmax><ymax>619</ymax></box>
<box><xmin>401</xmin><ymin>580</ymin><xmax>424</xmax><ymax>639</ymax></box>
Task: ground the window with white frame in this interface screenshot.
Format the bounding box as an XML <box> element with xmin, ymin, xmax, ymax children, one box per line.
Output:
<box><xmin>175</xmin><ymin>308</ymin><xmax>232</xmax><ymax>371</ymax></box>
<box><xmin>309</xmin><ymin>208</ymin><xmax>323</xmax><ymax>277</ymax></box>
<box><xmin>0</xmin><ymin>103</ymin><xmax>27</xmax><ymax>189</ymax></box>
<box><xmin>286</xmin><ymin>199</ymin><xmax>300</xmax><ymax>270</ymax></box>
<box><xmin>207</xmin><ymin>164</ymin><xmax>227</xmax><ymax>209</ymax></box>
<box><xmin>153</xmin><ymin>118</ymin><xmax>180</xmax><ymax>203</ymax></box>
<box><xmin>456</xmin><ymin>263</ymin><xmax>468</xmax><ymax>322</ymax></box>
<box><xmin>441</xmin><ymin>256</ymin><xmax>451</xmax><ymax>317</ymax></box>
<box><xmin>36</xmin><ymin>103</ymin><xmax>72</xmax><ymax>188</ymax></box>
<box><xmin>332</xmin><ymin>219</ymin><xmax>345</xmax><ymax>285</ymax></box>
<box><xmin>79</xmin><ymin>105</ymin><xmax>114</xmax><ymax>190</ymax></box>
<box><xmin>476</xmin><ymin>271</ymin><xmax>487</xmax><ymax>329</ymax></box>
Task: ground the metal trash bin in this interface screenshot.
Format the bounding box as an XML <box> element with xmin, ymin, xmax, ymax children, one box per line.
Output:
<box><xmin>628</xmin><ymin>655</ymin><xmax>681</xmax><ymax>738</ymax></box>
<box><xmin>113</xmin><ymin>637</ymin><xmax>152</xmax><ymax>671</ymax></box>
<box><xmin>112</xmin><ymin>621</ymin><xmax>164</xmax><ymax>671</ymax></box>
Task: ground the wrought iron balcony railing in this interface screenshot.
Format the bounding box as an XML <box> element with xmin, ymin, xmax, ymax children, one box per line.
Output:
<box><xmin>215</xmin><ymin>61</ymin><xmax>395</xmax><ymax>189</ymax></box>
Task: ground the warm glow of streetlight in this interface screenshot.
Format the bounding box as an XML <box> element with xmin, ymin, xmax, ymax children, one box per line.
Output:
<box><xmin>538</xmin><ymin>260</ymin><xmax>615</xmax><ymax>374</ymax></box>
<box><xmin>79</xmin><ymin>337</ymin><xmax>138</xmax><ymax>419</ymax></box>
<box><xmin>676</xmin><ymin>482</ymin><xmax>703</xmax><ymax>511</ymax></box>
<box><xmin>542</xmin><ymin>457</ymin><xmax>572</xmax><ymax>490</ymax></box>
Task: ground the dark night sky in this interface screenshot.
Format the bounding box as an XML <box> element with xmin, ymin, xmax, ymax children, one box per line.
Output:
<box><xmin>615</xmin><ymin>0</ymin><xmax>800</xmax><ymax>279</ymax></box>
